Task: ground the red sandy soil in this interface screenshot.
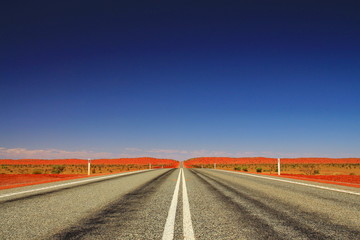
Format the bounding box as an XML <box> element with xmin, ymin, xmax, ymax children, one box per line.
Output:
<box><xmin>184</xmin><ymin>157</ymin><xmax>360</xmax><ymax>166</ymax></box>
<box><xmin>0</xmin><ymin>158</ymin><xmax>179</xmax><ymax>190</ymax></box>
<box><xmin>0</xmin><ymin>174</ymin><xmax>91</xmax><ymax>190</ymax></box>
<box><xmin>221</xmin><ymin>170</ymin><xmax>360</xmax><ymax>188</ymax></box>
<box><xmin>275</xmin><ymin>174</ymin><xmax>360</xmax><ymax>188</ymax></box>
<box><xmin>0</xmin><ymin>157</ymin><xmax>179</xmax><ymax>168</ymax></box>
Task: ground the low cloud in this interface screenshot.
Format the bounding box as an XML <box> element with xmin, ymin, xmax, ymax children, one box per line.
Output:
<box><xmin>0</xmin><ymin>147</ymin><xmax>113</xmax><ymax>159</ymax></box>
<box><xmin>118</xmin><ymin>148</ymin><xmax>337</xmax><ymax>160</ymax></box>
<box><xmin>118</xmin><ymin>148</ymin><xmax>295</xmax><ymax>160</ymax></box>
<box><xmin>0</xmin><ymin>146</ymin><xmax>340</xmax><ymax>161</ymax></box>
<box><xmin>124</xmin><ymin>148</ymin><xmax>143</xmax><ymax>152</ymax></box>
<box><xmin>148</xmin><ymin>149</ymin><xmax>189</xmax><ymax>154</ymax></box>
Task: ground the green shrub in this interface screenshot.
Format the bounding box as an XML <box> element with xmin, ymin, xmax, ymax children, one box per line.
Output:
<box><xmin>51</xmin><ymin>165</ymin><xmax>65</xmax><ymax>174</ymax></box>
<box><xmin>234</xmin><ymin>166</ymin><xmax>241</xmax><ymax>171</ymax></box>
<box><xmin>32</xmin><ymin>169</ymin><xmax>43</xmax><ymax>174</ymax></box>
<box><xmin>256</xmin><ymin>168</ymin><xmax>262</xmax><ymax>173</ymax></box>
<box><xmin>242</xmin><ymin>167</ymin><xmax>248</xmax><ymax>172</ymax></box>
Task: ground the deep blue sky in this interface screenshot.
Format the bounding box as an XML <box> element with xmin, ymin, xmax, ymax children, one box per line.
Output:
<box><xmin>1</xmin><ymin>1</ymin><xmax>360</xmax><ymax>160</ymax></box>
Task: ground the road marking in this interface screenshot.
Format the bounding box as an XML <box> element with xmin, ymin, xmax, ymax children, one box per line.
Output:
<box><xmin>162</xmin><ymin>168</ymin><xmax>196</xmax><ymax>240</ymax></box>
<box><xmin>182</xmin><ymin>168</ymin><xmax>195</xmax><ymax>240</ymax></box>
<box><xmin>216</xmin><ymin>169</ymin><xmax>360</xmax><ymax>196</ymax></box>
<box><xmin>162</xmin><ymin>168</ymin><xmax>182</xmax><ymax>240</ymax></box>
<box><xmin>0</xmin><ymin>169</ymin><xmax>152</xmax><ymax>199</ymax></box>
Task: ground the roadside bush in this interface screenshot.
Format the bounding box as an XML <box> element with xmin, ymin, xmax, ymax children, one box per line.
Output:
<box><xmin>32</xmin><ymin>169</ymin><xmax>43</xmax><ymax>174</ymax></box>
<box><xmin>242</xmin><ymin>167</ymin><xmax>248</xmax><ymax>172</ymax></box>
<box><xmin>234</xmin><ymin>166</ymin><xmax>241</xmax><ymax>171</ymax></box>
<box><xmin>51</xmin><ymin>165</ymin><xmax>65</xmax><ymax>174</ymax></box>
<box><xmin>256</xmin><ymin>168</ymin><xmax>262</xmax><ymax>173</ymax></box>
<box><xmin>314</xmin><ymin>169</ymin><xmax>320</xmax><ymax>174</ymax></box>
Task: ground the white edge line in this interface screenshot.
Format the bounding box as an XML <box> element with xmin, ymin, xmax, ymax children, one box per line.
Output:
<box><xmin>214</xmin><ymin>169</ymin><xmax>360</xmax><ymax>196</ymax></box>
<box><xmin>182</xmin><ymin>168</ymin><xmax>195</xmax><ymax>240</ymax></box>
<box><xmin>162</xmin><ymin>168</ymin><xmax>182</xmax><ymax>240</ymax></box>
<box><xmin>0</xmin><ymin>169</ymin><xmax>153</xmax><ymax>199</ymax></box>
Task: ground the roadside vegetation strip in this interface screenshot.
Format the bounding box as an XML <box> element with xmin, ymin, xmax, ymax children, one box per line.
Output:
<box><xmin>162</xmin><ymin>168</ymin><xmax>182</xmax><ymax>240</ymax></box>
<box><xmin>182</xmin><ymin>168</ymin><xmax>195</xmax><ymax>240</ymax></box>
<box><xmin>215</xmin><ymin>169</ymin><xmax>360</xmax><ymax>196</ymax></box>
<box><xmin>0</xmin><ymin>169</ymin><xmax>152</xmax><ymax>199</ymax></box>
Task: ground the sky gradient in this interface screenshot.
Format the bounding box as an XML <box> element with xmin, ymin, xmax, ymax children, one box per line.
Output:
<box><xmin>1</xmin><ymin>1</ymin><xmax>360</xmax><ymax>160</ymax></box>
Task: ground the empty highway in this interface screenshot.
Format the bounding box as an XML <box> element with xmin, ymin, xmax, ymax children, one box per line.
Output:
<box><xmin>1</xmin><ymin>168</ymin><xmax>360</xmax><ymax>240</ymax></box>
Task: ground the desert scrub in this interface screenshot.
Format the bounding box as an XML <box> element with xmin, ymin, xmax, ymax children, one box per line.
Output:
<box><xmin>32</xmin><ymin>169</ymin><xmax>43</xmax><ymax>174</ymax></box>
<box><xmin>52</xmin><ymin>165</ymin><xmax>65</xmax><ymax>174</ymax></box>
<box><xmin>256</xmin><ymin>167</ymin><xmax>262</xmax><ymax>173</ymax></box>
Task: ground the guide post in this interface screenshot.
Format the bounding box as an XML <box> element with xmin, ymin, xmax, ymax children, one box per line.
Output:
<box><xmin>88</xmin><ymin>158</ymin><xmax>91</xmax><ymax>176</ymax></box>
<box><xmin>278</xmin><ymin>158</ymin><xmax>281</xmax><ymax>175</ymax></box>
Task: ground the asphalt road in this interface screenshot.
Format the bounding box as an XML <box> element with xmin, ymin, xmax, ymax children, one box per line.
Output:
<box><xmin>1</xmin><ymin>168</ymin><xmax>360</xmax><ymax>240</ymax></box>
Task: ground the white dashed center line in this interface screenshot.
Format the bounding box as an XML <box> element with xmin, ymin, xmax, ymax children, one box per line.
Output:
<box><xmin>162</xmin><ymin>168</ymin><xmax>182</xmax><ymax>240</ymax></box>
<box><xmin>182</xmin><ymin>168</ymin><xmax>195</xmax><ymax>239</ymax></box>
<box><xmin>162</xmin><ymin>168</ymin><xmax>195</xmax><ymax>240</ymax></box>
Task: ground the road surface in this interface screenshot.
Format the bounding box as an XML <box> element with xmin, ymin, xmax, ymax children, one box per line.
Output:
<box><xmin>1</xmin><ymin>168</ymin><xmax>360</xmax><ymax>239</ymax></box>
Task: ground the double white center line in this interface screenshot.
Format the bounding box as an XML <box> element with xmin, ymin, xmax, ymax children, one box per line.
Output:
<box><xmin>162</xmin><ymin>168</ymin><xmax>195</xmax><ymax>240</ymax></box>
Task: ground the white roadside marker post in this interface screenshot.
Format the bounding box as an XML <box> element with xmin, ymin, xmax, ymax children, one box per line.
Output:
<box><xmin>88</xmin><ymin>158</ymin><xmax>91</xmax><ymax>176</ymax></box>
<box><xmin>278</xmin><ymin>158</ymin><xmax>281</xmax><ymax>176</ymax></box>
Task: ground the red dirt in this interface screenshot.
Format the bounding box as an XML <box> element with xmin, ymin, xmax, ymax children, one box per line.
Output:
<box><xmin>0</xmin><ymin>157</ymin><xmax>179</xmax><ymax>190</ymax></box>
<box><xmin>221</xmin><ymin>170</ymin><xmax>360</xmax><ymax>188</ymax></box>
<box><xmin>183</xmin><ymin>157</ymin><xmax>360</xmax><ymax>188</ymax></box>
<box><xmin>0</xmin><ymin>157</ymin><xmax>179</xmax><ymax>167</ymax></box>
<box><xmin>0</xmin><ymin>174</ymin><xmax>91</xmax><ymax>190</ymax></box>
<box><xmin>275</xmin><ymin>174</ymin><xmax>360</xmax><ymax>188</ymax></box>
<box><xmin>184</xmin><ymin>157</ymin><xmax>360</xmax><ymax>166</ymax></box>
<box><xmin>0</xmin><ymin>158</ymin><xmax>179</xmax><ymax>189</ymax></box>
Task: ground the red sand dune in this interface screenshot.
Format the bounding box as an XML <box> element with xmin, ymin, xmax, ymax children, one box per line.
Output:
<box><xmin>0</xmin><ymin>157</ymin><xmax>179</xmax><ymax>167</ymax></box>
<box><xmin>184</xmin><ymin>157</ymin><xmax>360</xmax><ymax>167</ymax></box>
